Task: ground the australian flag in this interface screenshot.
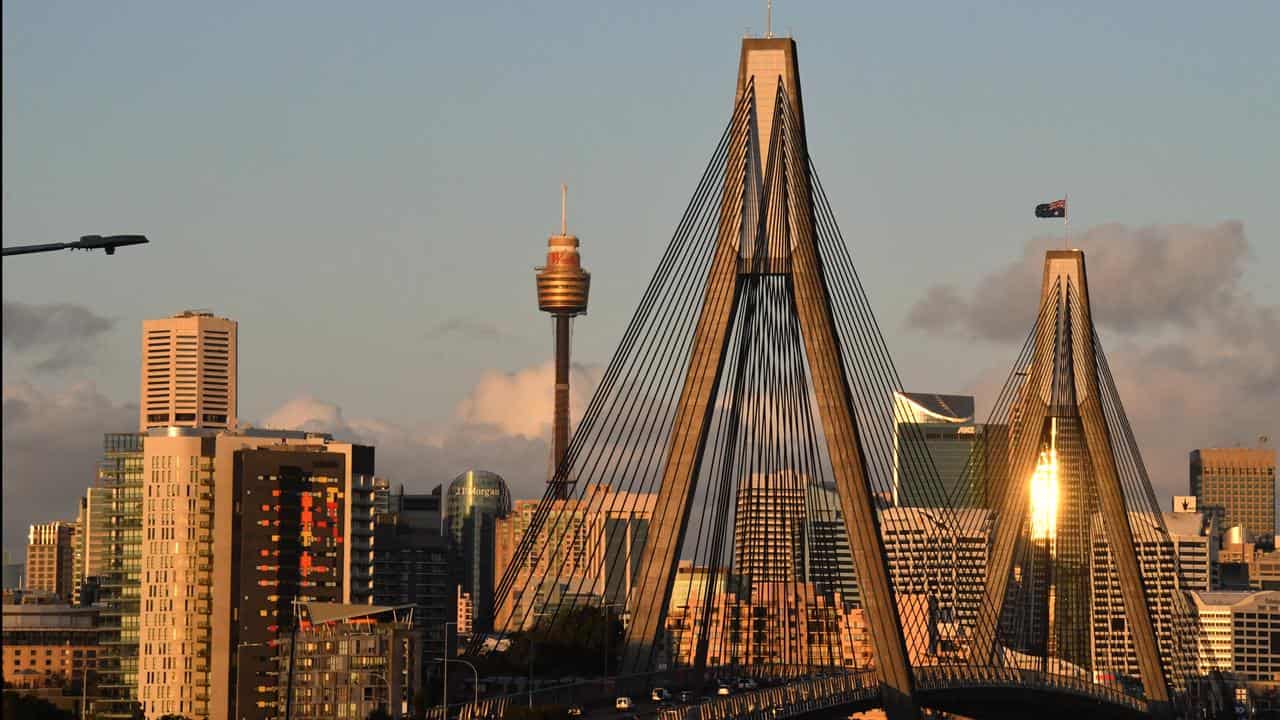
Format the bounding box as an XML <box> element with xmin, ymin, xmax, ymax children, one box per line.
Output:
<box><xmin>1035</xmin><ymin>198</ymin><xmax>1067</xmax><ymax>218</ymax></box>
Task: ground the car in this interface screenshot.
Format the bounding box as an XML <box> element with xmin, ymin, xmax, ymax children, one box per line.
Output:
<box><xmin>651</xmin><ymin>688</ymin><xmax>671</xmax><ymax>702</ymax></box>
<box><xmin>716</xmin><ymin>685</ymin><xmax>732</xmax><ymax>696</ymax></box>
<box><xmin>679</xmin><ymin>690</ymin><xmax>696</xmax><ymax>703</ymax></box>
<box><xmin>567</xmin><ymin>705</ymin><xmax>583</xmax><ymax>717</ymax></box>
<box><xmin>616</xmin><ymin>697</ymin><xmax>635</xmax><ymax>711</ymax></box>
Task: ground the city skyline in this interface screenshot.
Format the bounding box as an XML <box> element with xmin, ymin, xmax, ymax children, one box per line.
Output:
<box><xmin>4</xmin><ymin>3</ymin><xmax>1278</xmax><ymax>559</ymax></box>
<box><xmin>3</xmin><ymin>9</ymin><xmax>1280</xmax><ymax>717</ymax></box>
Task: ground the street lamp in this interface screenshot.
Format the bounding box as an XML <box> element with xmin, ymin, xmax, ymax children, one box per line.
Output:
<box><xmin>234</xmin><ymin>641</ymin><xmax>272</xmax><ymax>720</ymax></box>
<box><xmin>529</xmin><ymin>611</ymin><xmax>553</xmax><ymax>708</ymax></box>
<box><xmin>442</xmin><ymin>620</ymin><xmax>457</xmax><ymax>711</ymax></box>
<box><xmin>599</xmin><ymin>602</ymin><xmax>624</xmax><ymax>680</ymax></box>
<box><xmin>434</xmin><ymin>659</ymin><xmax>480</xmax><ymax>707</ymax></box>
<box><xmin>2</xmin><ymin>234</ymin><xmax>149</xmax><ymax>257</ymax></box>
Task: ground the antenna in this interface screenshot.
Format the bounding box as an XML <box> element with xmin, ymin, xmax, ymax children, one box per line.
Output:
<box><xmin>560</xmin><ymin>183</ymin><xmax>568</xmax><ymax>235</ymax></box>
<box><xmin>766</xmin><ymin>0</ymin><xmax>773</xmax><ymax>38</ymax></box>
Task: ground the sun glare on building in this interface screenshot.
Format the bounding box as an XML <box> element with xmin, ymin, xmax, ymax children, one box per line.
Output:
<box><xmin>1029</xmin><ymin>419</ymin><xmax>1060</xmax><ymax>542</ymax></box>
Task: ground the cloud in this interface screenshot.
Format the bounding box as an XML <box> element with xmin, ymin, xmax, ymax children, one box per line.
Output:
<box><xmin>1</xmin><ymin>381</ymin><xmax>137</xmax><ymax>554</ymax></box>
<box><xmin>258</xmin><ymin>361</ymin><xmax>605</xmax><ymax>502</ymax></box>
<box><xmin>906</xmin><ymin>222</ymin><xmax>1252</xmax><ymax>341</ymax></box>
<box><xmin>2</xmin><ymin>301</ymin><xmax>116</xmax><ymax>373</ymax></box>
<box><xmin>428</xmin><ymin>317</ymin><xmax>510</xmax><ymax>342</ymax></box>
<box><xmin>910</xmin><ymin>222</ymin><xmax>1278</xmax><ymax>501</ymax></box>
<box><xmin>455</xmin><ymin>362</ymin><xmax>602</xmax><ymax>439</ymax></box>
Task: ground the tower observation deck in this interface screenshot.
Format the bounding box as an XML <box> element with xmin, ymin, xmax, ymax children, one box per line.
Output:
<box><xmin>535</xmin><ymin>186</ymin><xmax>590</xmax><ymax>498</ymax></box>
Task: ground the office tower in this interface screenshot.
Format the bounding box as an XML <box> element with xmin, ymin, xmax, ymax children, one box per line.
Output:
<box><xmin>1089</xmin><ymin>512</ymin><xmax>1196</xmax><ymax>682</ymax></box>
<box><xmin>94</xmin><ymin>432</ymin><xmax>145</xmax><ymax>720</ymax></box>
<box><xmin>276</xmin><ymin>604</ymin><xmax>422</xmax><ymax>720</ymax></box>
<box><xmin>805</xmin><ymin>482</ymin><xmax>859</xmax><ymax>607</ymax></box>
<box><xmin>1</xmin><ymin>603</ymin><xmax>103</xmax><ymax>698</ymax></box>
<box><xmin>535</xmin><ymin>185</ymin><xmax>591</xmax><ymax>499</ymax></box>
<box><xmin>373</xmin><ymin>487</ymin><xmax>455</xmax><ymax>651</ymax></box>
<box><xmin>139</xmin><ymin>310</ymin><xmax>237</xmax><ymax>433</ymax></box>
<box><xmin>493</xmin><ymin>484</ymin><xmax>652</xmax><ymax>632</ymax></box>
<box><xmin>73</xmin><ymin>486</ymin><xmax>112</xmax><ymax>607</ymax></box>
<box><xmin>26</xmin><ymin>521</ymin><xmax>77</xmax><ymax>600</ymax></box>
<box><xmin>1163</xmin><ymin>510</ymin><xmax>1217</xmax><ymax>592</ymax></box>
<box><xmin>446</xmin><ymin>470</ymin><xmax>511</xmax><ymax>633</ymax></box>
<box><xmin>1190</xmin><ymin>447</ymin><xmax>1277</xmax><ymax>542</ymax></box>
<box><xmin>892</xmin><ymin>392</ymin><xmax>985</xmax><ymax>507</ymax></box>
<box><xmin>880</xmin><ymin>508</ymin><xmax>991</xmax><ymax>660</ymax></box>
<box><xmin>1190</xmin><ymin>590</ymin><xmax>1280</xmax><ymax>681</ymax></box>
<box><xmin>733</xmin><ymin>472</ymin><xmax>807</xmax><ymax>584</ymax></box>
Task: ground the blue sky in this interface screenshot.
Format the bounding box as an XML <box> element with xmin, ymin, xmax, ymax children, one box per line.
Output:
<box><xmin>3</xmin><ymin>2</ymin><xmax>1277</xmax><ymax>551</ymax></box>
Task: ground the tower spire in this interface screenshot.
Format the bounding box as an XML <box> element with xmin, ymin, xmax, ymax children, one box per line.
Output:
<box><xmin>766</xmin><ymin>0</ymin><xmax>773</xmax><ymax>38</ymax></box>
<box><xmin>561</xmin><ymin>183</ymin><xmax>568</xmax><ymax>235</ymax></box>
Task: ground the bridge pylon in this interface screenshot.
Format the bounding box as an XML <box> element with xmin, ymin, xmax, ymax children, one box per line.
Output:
<box><xmin>973</xmin><ymin>250</ymin><xmax>1173</xmax><ymax>719</ymax></box>
<box><xmin>615</xmin><ymin>37</ymin><xmax>918</xmax><ymax>720</ymax></box>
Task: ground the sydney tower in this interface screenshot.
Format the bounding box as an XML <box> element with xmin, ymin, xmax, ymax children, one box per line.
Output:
<box><xmin>535</xmin><ymin>185</ymin><xmax>590</xmax><ymax>499</ymax></box>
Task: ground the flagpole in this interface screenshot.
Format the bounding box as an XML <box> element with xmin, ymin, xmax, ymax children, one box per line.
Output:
<box><xmin>1063</xmin><ymin>193</ymin><xmax>1069</xmax><ymax>250</ymax></box>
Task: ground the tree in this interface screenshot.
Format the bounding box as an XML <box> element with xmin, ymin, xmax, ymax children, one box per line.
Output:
<box><xmin>478</xmin><ymin>605</ymin><xmax>623</xmax><ymax>678</ymax></box>
<box><xmin>1</xmin><ymin>691</ymin><xmax>76</xmax><ymax>720</ymax></box>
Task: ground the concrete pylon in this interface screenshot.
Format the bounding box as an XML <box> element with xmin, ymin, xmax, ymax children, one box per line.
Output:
<box><xmin>975</xmin><ymin>250</ymin><xmax>1172</xmax><ymax>718</ymax></box>
<box><xmin>620</xmin><ymin>37</ymin><xmax>918</xmax><ymax>720</ymax></box>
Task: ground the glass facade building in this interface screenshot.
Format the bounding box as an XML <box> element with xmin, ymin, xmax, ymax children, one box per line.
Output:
<box><xmin>445</xmin><ymin>470</ymin><xmax>511</xmax><ymax>633</ymax></box>
<box><xmin>892</xmin><ymin>392</ymin><xmax>986</xmax><ymax>508</ymax></box>
<box><xmin>94</xmin><ymin>432</ymin><xmax>145</xmax><ymax>720</ymax></box>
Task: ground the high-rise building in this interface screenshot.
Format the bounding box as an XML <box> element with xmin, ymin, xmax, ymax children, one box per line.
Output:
<box><xmin>209</xmin><ymin>432</ymin><xmax>376</xmax><ymax>720</ymax></box>
<box><xmin>139</xmin><ymin>310</ymin><xmax>237</xmax><ymax>433</ymax></box>
<box><xmin>73</xmin><ymin>486</ymin><xmax>113</xmax><ymax>607</ymax></box>
<box><xmin>1190</xmin><ymin>590</ymin><xmax>1280</xmax><ymax>681</ymax></box>
<box><xmin>892</xmin><ymin>392</ymin><xmax>986</xmax><ymax>508</ymax></box>
<box><xmin>1089</xmin><ymin>512</ymin><xmax>1200</xmax><ymax>684</ymax></box>
<box><xmin>136</xmin><ymin>430</ymin><xmax>216</xmax><ymax>720</ymax></box>
<box><xmin>804</xmin><ymin>482</ymin><xmax>859</xmax><ymax>607</ymax></box>
<box><xmin>1165</xmin><ymin>508</ymin><xmax>1217</xmax><ymax>592</ymax></box>
<box><xmin>373</xmin><ymin>487</ymin><xmax>455</xmax><ymax>652</ymax></box>
<box><xmin>93</xmin><ymin>432</ymin><xmax>145</xmax><ymax>720</ymax></box>
<box><xmin>25</xmin><ymin>521</ymin><xmax>77</xmax><ymax>600</ymax></box>
<box><xmin>120</xmin><ymin>426</ymin><xmax>375</xmax><ymax>720</ymax></box>
<box><xmin>734</xmin><ymin>472</ymin><xmax>807</xmax><ymax>584</ymax></box>
<box><xmin>446</xmin><ymin>470</ymin><xmax>511</xmax><ymax>633</ymax></box>
<box><xmin>494</xmin><ymin>484</ymin><xmax>652</xmax><ymax>632</ymax></box>
<box><xmin>1190</xmin><ymin>447</ymin><xmax>1277</xmax><ymax>542</ymax></box>
<box><xmin>880</xmin><ymin>508</ymin><xmax>991</xmax><ymax>660</ymax></box>
<box><xmin>215</xmin><ymin>438</ymin><xmax>375</xmax><ymax>720</ymax></box>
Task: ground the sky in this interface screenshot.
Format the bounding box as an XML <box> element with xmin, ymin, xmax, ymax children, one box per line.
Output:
<box><xmin>3</xmin><ymin>1</ymin><xmax>1278</xmax><ymax>556</ymax></box>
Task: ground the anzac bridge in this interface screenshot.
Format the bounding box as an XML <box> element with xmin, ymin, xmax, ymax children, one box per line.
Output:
<box><xmin>459</xmin><ymin>36</ymin><xmax>1199</xmax><ymax>720</ymax></box>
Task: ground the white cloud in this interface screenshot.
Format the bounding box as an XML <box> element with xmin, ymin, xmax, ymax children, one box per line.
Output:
<box><xmin>2</xmin><ymin>381</ymin><xmax>136</xmax><ymax>553</ymax></box>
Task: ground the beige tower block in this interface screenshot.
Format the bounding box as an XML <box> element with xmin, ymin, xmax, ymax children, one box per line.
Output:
<box><xmin>139</xmin><ymin>311</ymin><xmax>237</xmax><ymax>434</ymax></box>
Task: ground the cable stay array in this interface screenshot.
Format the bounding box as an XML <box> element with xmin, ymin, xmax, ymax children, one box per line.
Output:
<box><xmin>469</xmin><ymin>72</ymin><xmax>1199</xmax><ymax>718</ymax></box>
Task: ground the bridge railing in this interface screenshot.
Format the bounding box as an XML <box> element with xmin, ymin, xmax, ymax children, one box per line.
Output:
<box><xmin>913</xmin><ymin>665</ymin><xmax>1147</xmax><ymax>712</ymax></box>
<box><xmin>660</xmin><ymin>670</ymin><xmax>880</xmax><ymax>720</ymax></box>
